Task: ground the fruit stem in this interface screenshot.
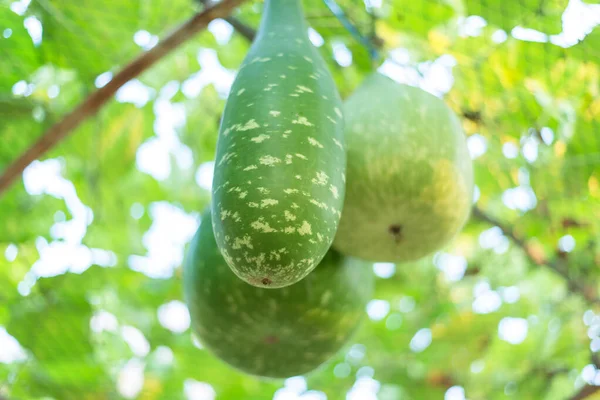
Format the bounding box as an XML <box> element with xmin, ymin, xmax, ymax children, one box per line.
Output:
<box><xmin>259</xmin><ymin>0</ymin><xmax>308</xmax><ymax>36</ymax></box>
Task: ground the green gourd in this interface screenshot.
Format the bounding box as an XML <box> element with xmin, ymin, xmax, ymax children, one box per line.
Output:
<box><xmin>334</xmin><ymin>73</ymin><xmax>474</xmax><ymax>262</ymax></box>
<box><xmin>211</xmin><ymin>0</ymin><xmax>345</xmax><ymax>288</ymax></box>
<box><xmin>183</xmin><ymin>209</ymin><xmax>373</xmax><ymax>378</ymax></box>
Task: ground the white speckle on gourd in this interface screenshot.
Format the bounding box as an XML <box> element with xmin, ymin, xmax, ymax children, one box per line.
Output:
<box><xmin>220</xmin><ymin>209</ymin><xmax>231</xmax><ymax>221</ymax></box>
<box><xmin>330</xmin><ymin>185</ymin><xmax>339</xmax><ymax>199</ymax></box>
<box><xmin>291</xmin><ymin>202</ymin><xmax>299</xmax><ymax>209</ymax></box>
<box><xmin>259</xmin><ymin>155</ymin><xmax>282</xmax><ymax>166</ymax></box>
<box><xmin>252</xmin><ymin>57</ymin><xmax>271</xmax><ymax>63</ymax></box>
<box><xmin>251</xmin><ymin>218</ymin><xmax>277</xmax><ymax>233</ymax></box>
<box><xmin>250</xmin><ymin>134</ymin><xmax>270</xmax><ymax>143</ymax></box>
<box><xmin>327</xmin><ymin>116</ymin><xmax>337</xmax><ymax>124</ymax></box>
<box><xmin>248</xmin><ymin>202</ymin><xmax>259</xmax><ymax>208</ymax></box>
<box><xmin>284</xmin><ymin>130</ymin><xmax>292</xmax><ymax>134</ymax></box>
<box><xmin>334</xmin><ymin>107</ymin><xmax>342</xmax><ymax>118</ymax></box>
<box><xmin>264</xmin><ymin>83</ymin><xmax>279</xmax><ymax>92</ymax></box>
<box><xmin>243</xmin><ymin>165</ymin><xmax>257</xmax><ymax>171</ymax></box>
<box><xmin>257</xmin><ymin>187</ymin><xmax>270</xmax><ymax>194</ymax></box>
<box><xmin>297</xmin><ymin>221</ymin><xmax>312</xmax><ymax>236</ymax></box>
<box><xmin>312</xmin><ymin>171</ymin><xmax>329</xmax><ymax>185</ymax></box>
<box><xmin>295</xmin><ymin>154</ymin><xmax>308</xmax><ymax>160</ymax></box>
<box><xmin>218</xmin><ymin>152</ymin><xmax>236</xmax><ymax>166</ymax></box>
<box><xmin>260</xmin><ymin>199</ymin><xmax>279</xmax><ymax>208</ymax></box>
<box><xmin>232</xmin><ymin>235</ymin><xmax>253</xmax><ymax>250</ymax></box>
<box><xmin>295</xmin><ymin>175</ymin><xmax>301</xmax><ymax>180</ymax></box>
<box><xmin>221</xmin><ymin>249</ymin><xmax>234</xmax><ymax>267</ymax></box>
<box><xmin>296</xmin><ymin>85</ymin><xmax>313</xmax><ymax>93</ymax></box>
<box><xmin>307</xmin><ymin>137</ymin><xmax>324</xmax><ymax>148</ymax></box>
<box><xmin>283</xmin><ymin>188</ymin><xmax>299</xmax><ymax>194</ymax></box>
<box><xmin>303</xmin><ymin>56</ymin><xmax>314</xmax><ymax>63</ymax></box>
<box><xmin>237</xmin><ymin>88</ymin><xmax>246</xmax><ymax>96</ymax></box>
<box><xmin>284</xmin><ymin>226</ymin><xmax>295</xmax><ymax>234</ymax></box>
<box><xmin>269</xmin><ymin>110</ymin><xmax>281</xmax><ymax>117</ymax></box>
<box><xmin>239</xmin><ymin>191</ymin><xmax>248</xmax><ymax>199</ymax></box>
<box><xmin>280</xmin><ymin>74</ymin><xmax>286</xmax><ymax>79</ymax></box>
<box><xmin>309</xmin><ymin>199</ymin><xmax>328</xmax><ymax>209</ymax></box>
<box><xmin>237</xmin><ymin>119</ymin><xmax>260</xmax><ymax>131</ymax></box>
<box><xmin>292</xmin><ymin>116</ymin><xmax>313</xmax><ymax>126</ymax></box>
<box><xmin>333</xmin><ymin>138</ymin><xmax>343</xmax><ymax>149</ymax></box>
<box><xmin>285</xmin><ymin>154</ymin><xmax>293</xmax><ymax>164</ymax></box>
<box><xmin>284</xmin><ymin>210</ymin><xmax>297</xmax><ymax>221</ymax></box>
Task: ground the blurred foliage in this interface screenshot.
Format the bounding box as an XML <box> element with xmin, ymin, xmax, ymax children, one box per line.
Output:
<box><xmin>1</xmin><ymin>0</ymin><xmax>600</xmax><ymax>399</ymax></box>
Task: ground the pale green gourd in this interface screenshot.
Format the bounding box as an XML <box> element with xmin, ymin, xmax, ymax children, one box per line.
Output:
<box><xmin>334</xmin><ymin>73</ymin><xmax>474</xmax><ymax>262</ymax></box>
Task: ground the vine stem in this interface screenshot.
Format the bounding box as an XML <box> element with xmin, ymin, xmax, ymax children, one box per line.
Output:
<box><xmin>321</xmin><ymin>0</ymin><xmax>380</xmax><ymax>62</ymax></box>
<box><xmin>472</xmin><ymin>206</ymin><xmax>600</xmax><ymax>305</ymax></box>
<box><xmin>198</xmin><ymin>0</ymin><xmax>256</xmax><ymax>41</ymax></box>
<box><xmin>0</xmin><ymin>0</ymin><xmax>249</xmax><ymax>196</ymax></box>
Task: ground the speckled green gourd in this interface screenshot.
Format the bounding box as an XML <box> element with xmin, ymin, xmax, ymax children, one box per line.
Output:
<box><xmin>183</xmin><ymin>209</ymin><xmax>373</xmax><ymax>378</ymax></box>
<box><xmin>211</xmin><ymin>0</ymin><xmax>345</xmax><ymax>288</ymax></box>
<box><xmin>333</xmin><ymin>73</ymin><xmax>474</xmax><ymax>262</ymax></box>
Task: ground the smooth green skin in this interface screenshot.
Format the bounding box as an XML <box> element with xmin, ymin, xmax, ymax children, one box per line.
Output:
<box><xmin>183</xmin><ymin>209</ymin><xmax>373</xmax><ymax>379</ymax></box>
<box><xmin>211</xmin><ymin>0</ymin><xmax>345</xmax><ymax>289</ymax></box>
<box><xmin>333</xmin><ymin>73</ymin><xmax>474</xmax><ymax>262</ymax></box>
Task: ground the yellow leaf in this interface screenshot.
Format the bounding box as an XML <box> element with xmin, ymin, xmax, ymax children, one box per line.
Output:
<box><xmin>463</xmin><ymin>120</ymin><xmax>478</xmax><ymax>135</ymax></box>
<box><xmin>139</xmin><ymin>376</ymin><xmax>163</xmax><ymax>400</ymax></box>
<box><xmin>128</xmin><ymin>109</ymin><xmax>145</xmax><ymax>157</ymax></box>
<box><xmin>377</xmin><ymin>21</ymin><xmax>401</xmax><ymax>48</ymax></box>
<box><xmin>428</xmin><ymin>29</ymin><xmax>450</xmax><ymax>53</ymax></box>
<box><xmin>431</xmin><ymin>322</ymin><xmax>447</xmax><ymax>338</ymax></box>
<box><xmin>590</xmin><ymin>176</ymin><xmax>599</xmax><ymax>197</ymax></box>
<box><xmin>101</xmin><ymin>107</ymin><xmax>138</xmax><ymax>154</ymax></box>
<box><xmin>585</xmin><ymin>98</ymin><xmax>600</xmax><ymax>121</ymax></box>
<box><xmin>554</xmin><ymin>140</ymin><xmax>567</xmax><ymax>158</ymax></box>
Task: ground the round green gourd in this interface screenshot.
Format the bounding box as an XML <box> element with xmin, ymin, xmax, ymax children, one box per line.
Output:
<box><xmin>333</xmin><ymin>73</ymin><xmax>474</xmax><ymax>262</ymax></box>
<box><xmin>211</xmin><ymin>0</ymin><xmax>346</xmax><ymax>288</ymax></box>
<box><xmin>183</xmin><ymin>209</ymin><xmax>373</xmax><ymax>379</ymax></box>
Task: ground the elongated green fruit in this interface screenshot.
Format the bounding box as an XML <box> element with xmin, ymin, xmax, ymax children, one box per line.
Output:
<box><xmin>334</xmin><ymin>73</ymin><xmax>474</xmax><ymax>262</ymax></box>
<box><xmin>183</xmin><ymin>209</ymin><xmax>373</xmax><ymax>378</ymax></box>
<box><xmin>211</xmin><ymin>0</ymin><xmax>345</xmax><ymax>288</ymax></box>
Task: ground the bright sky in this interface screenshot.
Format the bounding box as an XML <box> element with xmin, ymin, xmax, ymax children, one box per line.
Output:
<box><xmin>2</xmin><ymin>0</ymin><xmax>600</xmax><ymax>398</ymax></box>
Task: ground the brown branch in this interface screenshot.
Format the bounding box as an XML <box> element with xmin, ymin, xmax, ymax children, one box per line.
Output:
<box><xmin>568</xmin><ymin>384</ymin><xmax>600</xmax><ymax>400</ymax></box>
<box><xmin>0</xmin><ymin>0</ymin><xmax>249</xmax><ymax>196</ymax></box>
<box><xmin>472</xmin><ymin>206</ymin><xmax>600</xmax><ymax>305</ymax></box>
